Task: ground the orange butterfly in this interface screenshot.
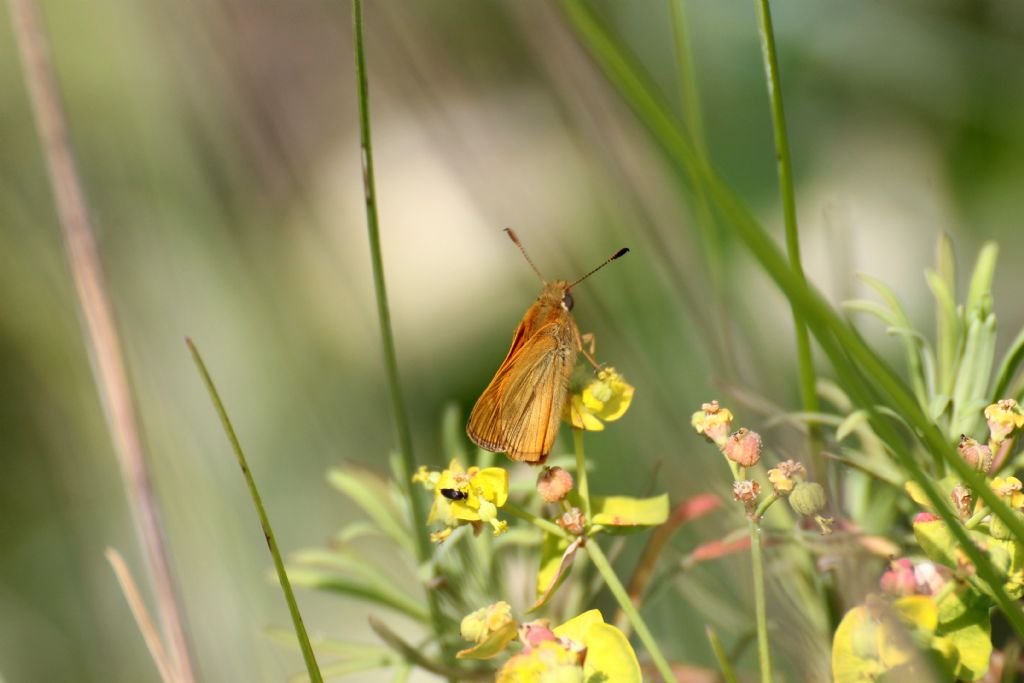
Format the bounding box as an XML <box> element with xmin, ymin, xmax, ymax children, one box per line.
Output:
<box><xmin>467</xmin><ymin>229</ymin><xmax>628</xmax><ymax>464</ymax></box>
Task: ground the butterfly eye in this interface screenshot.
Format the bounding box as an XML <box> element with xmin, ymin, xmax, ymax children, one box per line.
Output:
<box><xmin>440</xmin><ymin>488</ymin><xmax>468</xmax><ymax>501</ymax></box>
<box><xmin>562</xmin><ymin>291</ymin><xmax>574</xmax><ymax>311</ymax></box>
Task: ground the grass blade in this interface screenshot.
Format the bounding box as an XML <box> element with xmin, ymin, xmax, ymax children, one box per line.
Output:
<box><xmin>8</xmin><ymin>1</ymin><xmax>196</xmax><ymax>678</ymax></box>
<box><xmin>187</xmin><ymin>339</ymin><xmax>323</xmax><ymax>683</ymax></box>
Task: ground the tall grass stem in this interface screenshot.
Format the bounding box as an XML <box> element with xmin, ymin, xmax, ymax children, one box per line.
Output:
<box><xmin>748</xmin><ymin>521</ymin><xmax>772</xmax><ymax>683</ymax></box>
<box><xmin>350</xmin><ymin>0</ymin><xmax>453</xmax><ymax>667</ymax></box>
<box><xmin>752</xmin><ymin>0</ymin><xmax>822</xmax><ymax>469</ymax></box>
<box><xmin>7</xmin><ymin>1</ymin><xmax>196</xmax><ymax>679</ymax></box>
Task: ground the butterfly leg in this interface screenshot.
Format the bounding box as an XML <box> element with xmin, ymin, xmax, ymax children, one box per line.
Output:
<box><xmin>578</xmin><ymin>332</ymin><xmax>600</xmax><ymax>369</ymax></box>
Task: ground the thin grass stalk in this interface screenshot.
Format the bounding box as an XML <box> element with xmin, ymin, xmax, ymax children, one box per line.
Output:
<box><xmin>752</xmin><ymin>0</ymin><xmax>822</xmax><ymax>470</ymax></box>
<box><xmin>106</xmin><ymin>549</ymin><xmax>176</xmax><ymax>683</ymax></box>
<box><xmin>350</xmin><ymin>0</ymin><xmax>453</xmax><ymax>666</ymax></box>
<box><xmin>666</xmin><ymin>0</ymin><xmax>737</xmax><ymax>381</ymax></box>
<box><xmin>7</xmin><ymin>2</ymin><xmax>196</xmax><ymax>680</ymax></box>
<box><xmin>557</xmin><ymin>0</ymin><xmax>1024</xmax><ymax>635</ymax></box>
<box><xmin>187</xmin><ymin>340</ymin><xmax>323</xmax><ymax>683</ymax></box>
<box><xmin>705</xmin><ymin>626</ymin><xmax>739</xmax><ymax>683</ymax></box>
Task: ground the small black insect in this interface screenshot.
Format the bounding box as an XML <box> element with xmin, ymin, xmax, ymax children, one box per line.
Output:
<box><xmin>440</xmin><ymin>488</ymin><xmax>469</xmax><ymax>501</ymax></box>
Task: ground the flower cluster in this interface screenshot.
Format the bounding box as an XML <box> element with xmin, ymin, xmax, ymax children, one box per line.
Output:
<box><xmin>693</xmin><ymin>401</ymin><xmax>830</xmax><ymax>532</ymax></box>
<box><xmin>413</xmin><ymin>459</ymin><xmax>510</xmax><ymax>542</ymax></box>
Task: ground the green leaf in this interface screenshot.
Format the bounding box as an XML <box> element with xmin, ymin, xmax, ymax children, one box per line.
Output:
<box><xmin>991</xmin><ymin>324</ymin><xmax>1024</xmax><ymax>401</ymax></box>
<box><xmin>937</xmin><ymin>604</ymin><xmax>992</xmax><ymax>681</ymax></box>
<box><xmin>456</xmin><ymin>622</ymin><xmax>518</xmax><ymax>660</ymax></box>
<box><xmin>590</xmin><ymin>493</ymin><xmax>669</xmax><ymax>531</ymax></box>
<box><xmin>832</xmin><ymin>605</ymin><xmax>882</xmax><ymax>683</ymax></box>
<box><xmin>927</xmin><ymin>269</ymin><xmax>961</xmax><ymax>397</ymax></box>
<box><xmin>950</xmin><ymin>313</ymin><xmax>997</xmax><ymax>438</ymax></box>
<box><xmin>836</xmin><ymin>410</ymin><xmax>868</xmax><ymax>442</ymax></box>
<box><xmin>328</xmin><ymin>467</ymin><xmax>414</xmax><ymax>554</ymax></box>
<box><xmin>531</xmin><ymin>535</ymin><xmax>581</xmax><ymax>612</ymax></box>
<box><xmin>966</xmin><ymin>242</ymin><xmax>998</xmax><ymax>318</ymax></box>
<box><xmin>914</xmin><ymin>518</ymin><xmax>959</xmax><ymax>569</ymax></box>
<box><xmin>284</xmin><ymin>568</ymin><xmax>429</xmax><ymax>623</ymax></box>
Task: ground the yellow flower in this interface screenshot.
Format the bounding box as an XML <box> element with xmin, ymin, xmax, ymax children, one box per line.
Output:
<box><xmin>991</xmin><ymin>476</ymin><xmax>1024</xmax><ymax>508</ymax></box>
<box><xmin>767</xmin><ymin>459</ymin><xmax>806</xmax><ymax>496</ymax></box>
<box><xmin>691</xmin><ymin>400</ymin><xmax>734</xmax><ymax>446</ymax></box>
<box><xmin>497</xmin><ymin>610</ymin><xmax>641</xmax><ymax>683</ymax></box>
<box><xmin>985</xmin><ymin>399</ymin><xmax>1024</xmax><ymax>444</ymax></box>
<box><xmin>565</xmin><ymin>367</ymin><xmax>635</xmax><ymax>431</ymax></box>
<box><xmin>457</xmin><ymin>601</ymin><xmax>519</xmax><ymax>660</ymax></box>
<box><xmin>421</xmin><ymin>459</ymin><xmax>510</xmax><ymax>538</ymax></box>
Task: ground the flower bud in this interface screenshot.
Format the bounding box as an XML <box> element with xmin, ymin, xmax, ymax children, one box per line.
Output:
<box><xmin>914</xmin><ymin>512</ymin><xmax>940</xmax><ymax>524</ymax></box>
<box><xmin>732</xmin><ymin>480</ymin><xmax>760</xmax><ymax>507</ymax></box>
<box><xmin>985</xmin><ymin>399</ymin><xmax>1024</xmax><ymax>444</ymax></box>
<box><xmin>950</xmin><ymin>483</ymin><xmax>972</xmax><ymax>519</ymax></box>
<box><xmin>461</xmin><ymin>601</ymin><xmax>515</xmax><ymax>644</ymax></box>
<box><xmin>957</xmin><ymin>434</ymin><xmax>993</xmax><ymax>473</ymax></box>
<box><xmin>691</xmin><ymin>400</ymin><xmax>734</xmax><ymax>446</ymax></box>
<box><xmin>557</xmin><ymin>508</ymin><xmax>586</xmax><ymax>536</ymax></box>
<box><xmin>879</xmin><ymin>558</ymin><xmax>917</xmax><ymax>597</ymax></box>
<box><xmin>723</xmin><ymin>428</ymin><xmax>762</xmax><ymax>468</ymax></box>
<box><xmin>519</xmin><ymin>621</ymin><xmax>558</xmax><ymax>653</ymax></box>
<box><xmin>537</xmin><ymin>467</ymin><xmax>574</xmax><ymax>503</ymax></box>
<box><xmin>788</xmin><ymin>481</ymin><xmax>826</xmax><ymax>516</ymax></box>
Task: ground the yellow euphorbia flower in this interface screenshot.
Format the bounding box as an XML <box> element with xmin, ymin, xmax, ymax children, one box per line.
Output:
<box><xmin>415</xmin><ymin>459</ymin><xmax>510</xmax><ymax>538</ymax></box>
<box><xmin>985</xmin><ymin>399</ymin><xmax>1024</xmax><ymax>444</ymax></box>
<box><xmin>691</xmin><ymin>400</ymin><xmax>734</xmax><ymax>446</ymax></box>
<box><xmin>565</xmin><ymin>366</ymin><xmax>635</xmax><ymax>431</ymax></box>
<box><xmin>991</xmin><ymin>476</ymin><xmax>1024</xmax><ymax>509</ymax></box>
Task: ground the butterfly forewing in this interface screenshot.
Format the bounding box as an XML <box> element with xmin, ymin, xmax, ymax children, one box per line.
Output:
<box><xmin>467</xmin><ymin>318</ymin><xmax>578</xmax><ymax>463</ymax></box>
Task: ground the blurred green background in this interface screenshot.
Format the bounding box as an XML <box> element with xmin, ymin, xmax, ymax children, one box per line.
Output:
<box><xmin>3</xmin><ymin>0</ymin><xmax>1024</xmax><ymax>681</ymax></box>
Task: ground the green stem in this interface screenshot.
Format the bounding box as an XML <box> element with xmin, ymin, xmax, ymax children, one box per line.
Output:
<box><xmin>753</xmin><ymin>493</ymin><xmax>779</xmax><ymax>520</ymax></box>
<box><xmin>965</xmin><ymin>506</ymin><xmax>990</xmax><ymax>530</ymax></box>
<box><xmin>573</xmin><ymin>429</ymin><xmax>592</xmax><ymax>521</ymax></box>
<box><xmin>504</xmin><ymin>503</ymin><xmax>573</xmax><ymax>541</ymax></box>
<box><xmin>752</xmin><ymin>0</ymin><xmax>821</xmax><ymax>473</ymax></box>
<box><xmin>748</xmin><ymin>520</ymin><xmax>772</xmax><ymax>683</ymax></box>
<box><xmin>351</xmin><ymin>0</ymin><xmax>451</xmax><ymax>666</ymax></box>
<box><xmin>705</xmin><ymin>626</ymin><xmax>739</xmax><ymax>683</ymax></box>
<box><xmin>187</xmin><ymin>340</ymin><xmax>323</xmax><ymax>683</ymax></box>
<box><xmin>587</xmin><ymin>541</ymin><xmax>678</xmax><ymax>683</ymax></box>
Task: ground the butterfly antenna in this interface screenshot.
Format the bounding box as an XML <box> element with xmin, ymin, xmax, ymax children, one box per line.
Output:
<box><xmin>570</xmin><ymin>247</ymin><xmax>629</xmax><ymax>287</ymax></box>
<box><xmin>504</xmin><ymin>228</ymin><xmax>545</xmax><ymax>283</ymax></box>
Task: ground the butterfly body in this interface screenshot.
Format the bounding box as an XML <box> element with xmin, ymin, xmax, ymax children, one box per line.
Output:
<box><xmin>467</xmin><ymin>280</ymin><xmax>580</xmax><ymax>464</ymax></box>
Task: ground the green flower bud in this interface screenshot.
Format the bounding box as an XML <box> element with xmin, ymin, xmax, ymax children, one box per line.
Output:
<box><xmin>789</xmin><ymin>481</ymin><xmax>826</xmax><ymax>516</ymax></box>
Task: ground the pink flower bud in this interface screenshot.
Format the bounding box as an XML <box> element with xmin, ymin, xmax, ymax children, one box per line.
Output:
<box><xmin>536</xmin><ymin>467</ymin><xmax>574</xmax><ymax>503</ymax></box>
<box><xmin>879</xmin><ymin>558</ymin><xmax>917</xmax><ymax>597</ymax></box>
<box><xmin>914</xmin><ymin>512</ymin><xmax>940</xmax><ymax>524</ymax></box>
<box><xmin>724</xmin><ymin>428</ymin><xmax>762</xmax><ymax>467</ymax></box>
<box><xmin>557</xmin><ymin>508</ymin><xmax>586</xmax><ymax>536</ymax></box>
<box><xmin>957</xmin><ymin>434</ymin><xmax>993</xmax><ymax>473</ymax></box>
<box><xmin>519</xmin><ymin>621</ymin><xmax>558</xmax><ymax>653</ymax></box>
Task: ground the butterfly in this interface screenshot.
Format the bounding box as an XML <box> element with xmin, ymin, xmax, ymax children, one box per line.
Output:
<box><xmin>467</xmin><ymin>229</ymin><xmax>628</xmax><ymax>464</ymax></box>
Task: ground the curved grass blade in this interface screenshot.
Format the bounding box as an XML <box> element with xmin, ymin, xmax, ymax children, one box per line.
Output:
<box><xmin>556</xmin><ymin>0</ymin><xmax>1024</xmax><ymax>636</ymax></box>
<box><xmin>187</xmin><ymin>339</ymin><xmax>323</xmax><ymax>683</ymax></box>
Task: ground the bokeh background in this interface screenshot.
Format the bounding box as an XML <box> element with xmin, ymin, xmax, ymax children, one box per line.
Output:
<box><xmin>3</xmin><ymin>0</ymin><xmax>1024</xmax><ymax>681</ymax></box>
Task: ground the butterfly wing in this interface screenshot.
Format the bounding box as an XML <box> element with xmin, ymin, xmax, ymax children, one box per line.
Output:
<box><xmin>467</xmin><ymin>321</ymin><xmax>578</xmax><ymax>463</ymax></box>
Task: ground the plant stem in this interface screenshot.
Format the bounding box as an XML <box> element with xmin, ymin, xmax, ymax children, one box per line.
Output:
<box><xmin>7</xmin><ymin>1</ymin><xmax>196</xmax><ymax>680</ymax></box>
<box><xmin>748</xmin><ymin>520</ymin><xmax>772</xmax><ymax>683</ymax></box>
<box><xmin>573</xmin><ymin>429</ymin><xmax>593</xmax><ymax>521</ymax></box>
<box><xmin>587</xmin><ymin>541</ymin><xmax>678</xmax><ymax>683</ymax></box>
<box><xmin>188</xmin><ymin>340</ymin><xmax>323</xmax><ymax>683</ymax></box>
<box><xmin>752</xmin><ymin>0</ymin><xmax>822</xmax><ymax>473</ymax></box>
<box><xmin>705</xmin><ymin>626</ymin><xmax>739</xmax><ymax>683</ymax></box>
<box><xmin>350</xmin><ymin>0</ymin><xmax>452</xmax><ymax>668</ymax></box>
<box><xmin>504</xmin><ymin>503</ymin><xmax>573</xmax><ymax>541</ymax></box>
<box><xmin>965</xmin><ymin>506</ymin><xmax>990</xmax><ymax>530</ymax></box>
